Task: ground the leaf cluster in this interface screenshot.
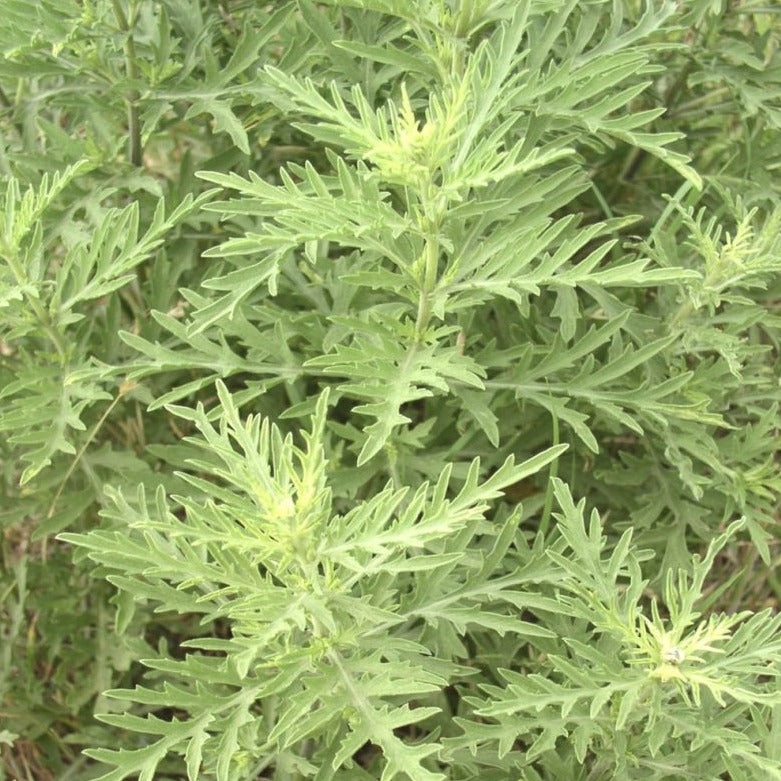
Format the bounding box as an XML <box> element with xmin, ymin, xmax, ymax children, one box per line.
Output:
<box><xmin>0</xmin><ymin>1</ymin><xmax>779</xmax><ymax>780</ymax></box>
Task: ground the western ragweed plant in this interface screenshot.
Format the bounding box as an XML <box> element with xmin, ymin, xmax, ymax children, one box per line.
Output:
<box><xmin>1</xmin><ymin>0</ymin><xmax>779</xmax><ymax>779</ymax></box>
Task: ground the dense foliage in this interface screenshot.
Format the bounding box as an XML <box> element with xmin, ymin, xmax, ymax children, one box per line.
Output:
<box><xmin>1</xmin><ymin>1</ymin><xmax>780</xmax><ymax>779</ymax></box>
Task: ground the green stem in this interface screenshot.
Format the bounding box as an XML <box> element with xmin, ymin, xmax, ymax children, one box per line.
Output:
<box><xmin>667</xmin><ymin>86</ymin><xmax>732</xmax><ymax>118</ymax></box>
<box><xmin>2</xmin><ymin>248</ymin><xmax>67</xmax><ymax>358</ymax></box>
<box><xmin>538</xmin><ymin>402</ymin><xmax>560</xmax><ymax>537</ymax></box>
<box><xmin>413</xmin><ymin>187</ymin><xmax>442</xmax><ymax>342</ymax></box>
<box><xmin>0</xmin><ymin>83</ymin><xmax>24</xmax><ymax>139</ymax></box>
<box><xmin>0</xmin><ymin>84</ymin><xmax>12</xmax><ymax>110</ymax></box>
<box><xmin>111</xmin><ymin>0</ymin><xmax>142</xmax><ymax>166</ymax></box>
<box><xmin>46</xmin><ymin>385</ymin><xmax>131</xmax><ymax>523</ymax></box>
<box><xmin>669</xmin><ymin>297</ymin><xmax>695</xmax><ymax>332</ymax></box>
<box><xmin>413</xmin><ymin>276</ymin><xmax>433</xmax><ymax>341</ymax></box>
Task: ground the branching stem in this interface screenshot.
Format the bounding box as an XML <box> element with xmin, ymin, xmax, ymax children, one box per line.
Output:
<box><xmin>1</xmin><ymin>246</ymin><xmax>67</xmax><ymax>358</ymax></box>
